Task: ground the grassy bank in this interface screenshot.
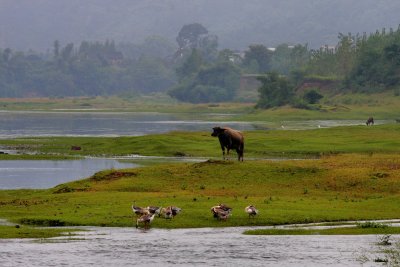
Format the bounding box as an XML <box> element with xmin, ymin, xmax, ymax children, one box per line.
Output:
<box><xmin>243</xmin><ymin>227</ymin><xmax>400</xmax><ymax>235</ymax></box>
<box><xmin>0</xmin><ymin>92</ymin><xmax>399</xmax><ymax>121</ymax></box>
<box><xmin>0</xmin><ymin>95</ymin><xmax>253</xmax><ymax>114</ymax></box>
<box><xmin>0</xmin><ymin>153</ymin><xmax>400</xmax><ymax>230</ymax></box>
<box><xmin>0</xmin><ymin>225</ymin><xmax>80</xmax><ymax>239</ymax></box>
<box><xmin>1</xmin><ymin>124</ymin><xmax>400</xmax><ymax>159</ymax></box>
<box><xmin>0</xmin><ymin>124</ymin><xmax>400</xmax><ymax>238</ymax></box>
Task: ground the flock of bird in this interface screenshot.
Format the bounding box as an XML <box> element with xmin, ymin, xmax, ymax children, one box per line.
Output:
<box><xmin>132</xmin><ymin>202</ymin><xmax>259</xmax><ymax>228</ymax></box>
<box><xmin>132</xmin><ymin>202</ymin><xmax>182</xmax><ymax>228</ymax></box>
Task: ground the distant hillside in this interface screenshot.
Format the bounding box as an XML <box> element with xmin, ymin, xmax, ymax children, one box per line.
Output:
<box><xmin>1</xmin><ymin>0</ymin><xmax>400</xmax><ymax>51</ymax></box>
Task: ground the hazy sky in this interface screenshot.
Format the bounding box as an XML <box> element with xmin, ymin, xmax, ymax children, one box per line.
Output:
<box><xmin>1</xmin><ymin>0</ymin><xmax>399</xmax><ymax>51</ymax></box>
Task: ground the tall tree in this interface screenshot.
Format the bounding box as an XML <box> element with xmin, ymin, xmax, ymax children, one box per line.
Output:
<box><xmin>175</xmin><ymin>49</ymin><xmax>203</xmax><ymax>82</ymax></box>
<box><xmin>176</xmin><ymin>23</ymin><xmax>208</xmax><ymax>51</ymax></box>
<box><xmin>256</xmin><ymin>72</ymin><xmax>294</xmax><ymax>108</ymax></box>
<box><xmin>243</xmin><ymin>44</ymin><xmax>273</xmax><ymax>73</ymax></box>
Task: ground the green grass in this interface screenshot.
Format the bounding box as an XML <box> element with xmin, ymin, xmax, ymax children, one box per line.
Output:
<box><xmin>0</xmin><ymin>123</ymin><xmax>400</xmax><ymax>237</ymax></box>
<box><xmin>0</xmin><ymin>92</ymin><xmax>399</xmax><ymax>122</ymax></box>
<box><xmin>0</xmin><ymin>225</ymin><xmax>80</xmax><ymax>239</ymax></box>
<box><xmin>1</xmin><ymin>153</ymin><xmax>400</xmax><ymax>230</ymax></box>
<box><xmin>1</xmin><ymin>124</ymin><xmax>400</xmax><ymax>159</ymax></box>
<box><xmin>0</xmin><ymin>95</ymin><xmax>252</xmax><ymax>114</ymax></box>
<box><xmin>243</xmin><ymin>226</ymin><xmax>400</xmax><ymax>235</ymax></box>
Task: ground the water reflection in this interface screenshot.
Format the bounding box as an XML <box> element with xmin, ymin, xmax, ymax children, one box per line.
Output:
<box><xmin>0</xmin><ymin>159</ymin><xmax>138</xmax><ymax>189</ymax></box>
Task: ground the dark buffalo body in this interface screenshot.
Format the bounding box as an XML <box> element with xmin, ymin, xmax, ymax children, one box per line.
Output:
<box><xmin>211</xmin><ymin>127</ymin><xmax>244</xmax><ymax>161</ymax></box>
<box><xmin>366</xmin><ymin>117</ymin><xmax>374</xmax><ymax>126</ymax></box>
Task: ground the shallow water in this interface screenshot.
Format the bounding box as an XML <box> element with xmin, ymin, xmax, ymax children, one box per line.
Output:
<box><xmin>0</xmin><ymin>225</ymin><xmax>393</xmax><ymax>267</ymax></box>
<box><xmin>0</xmin><ymin>159</ymin><xmax>138</xmax><ymax>189</ymax></box>
<box><xmin>0</xmin><ymin>111</ymin><xmax>257</xmax><ymax>138</ymax></box>
<box><xmin>0</xmin><ymin>110</ymin><xmax>391</xmax><ymax>138</ymax></box>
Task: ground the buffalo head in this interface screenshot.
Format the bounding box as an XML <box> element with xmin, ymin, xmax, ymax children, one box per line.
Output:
<box><xmin>211</xmin><ymin>127</ymin><xmax>224</xmax><ymax>137</ymax></box>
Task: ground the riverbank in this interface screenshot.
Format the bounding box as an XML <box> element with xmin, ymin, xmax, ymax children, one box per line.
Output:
<box><xmin>0</xmin><ymin>92</ymin><xmax>399</xmax><ymax>121</ymax></box>
<box><xmin>0</xmin><ymin>153</ymin><xmax>400</xmax><ymax>231</ymax></box>
<box><xmin>0</xmin><ymin>123</ymin><xmax>400</xmax><ymax>238</ymax></box>
<box><xmin>1</xmin><ymin>124</ymin><xmax>400</xmax><ymax>159</ymax></box>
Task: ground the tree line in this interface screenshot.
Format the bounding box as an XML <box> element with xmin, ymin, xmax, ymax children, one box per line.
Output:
<box><xmin>1</xmin><ymin>23</ymin><xmax>400</xmax><ymax>108</ymax></box>
<box><xmin>0</xmin><ymin>39</ymin><xmax>176</xmax><ymax>98</ymax></box>
<box><xmin>256</xmin><ymin>26</ymin><xmax>400</xmax><ymax>108</ymax></box>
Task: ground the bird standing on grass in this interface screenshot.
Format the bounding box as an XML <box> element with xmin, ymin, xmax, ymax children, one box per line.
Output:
<box><xmin>245</xmin><ymin>205</ymin><xmax>258</xmax><ymax>218</ymax></box>
<box><xmin>211</xmin><ymin>204</ymin><xmax>232</xmax><ymax>220</ymax></box>
<box><xmin>161</xmin><ymin>206</ymin><xmax>182</xmax><ymax>219</ymax></box>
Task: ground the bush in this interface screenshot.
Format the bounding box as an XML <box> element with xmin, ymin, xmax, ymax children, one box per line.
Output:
<box><xmin>356</xmin><ymin>221</ymin><xmax>388</xmax><ymax>228</ymax></box>
<box><xmin>256</xmin><ymin>72</ymin><xmax>295</xmax><ymax>109</ymax></box>
<box><xmin>303</xmin><ymin>89</ymin><xmax>323</xmax><ymax>104</ymax></box>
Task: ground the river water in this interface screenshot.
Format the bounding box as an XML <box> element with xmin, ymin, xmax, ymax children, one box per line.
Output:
<box><xmin>0</xmin><ymin>111</ymin><xmax>258</xmax><ymax>138</ymax></box>
<box><xmin>0</xmin><ymin>225</ymin><xmax>395</xmax><ymax>267</ymax></box>
<box><xmin>0</xmin><ymin>110</ymin><xmax>388</xmax><ymax>138</ymax></box>
<box><xmin>0</xmin><ymin>159</ymin><xmax>138</xmax><ymax>189</ymax></box>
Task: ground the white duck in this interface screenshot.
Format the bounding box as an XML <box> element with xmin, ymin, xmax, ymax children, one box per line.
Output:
<box><xmin>245</xmin><ymin>205</ymin><xmax>258</xmax><ymax>218</ymax></box>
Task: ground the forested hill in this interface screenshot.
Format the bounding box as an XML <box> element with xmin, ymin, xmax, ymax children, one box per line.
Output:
<box><xmin>1</xmin><ymin>0</ymin><xmax>400</xmax><ymax>51</ymax></box>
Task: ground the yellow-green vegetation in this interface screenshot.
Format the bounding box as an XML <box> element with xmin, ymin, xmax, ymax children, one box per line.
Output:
<box><xmin>1</xmin><ymin>124</ymin><xmax>400</xmax><ymax>159</ymax></box>
<box><xmin>0</xmin><ymin>153</ymin><xmax>400</xmax><ymax>230</ymax></box>
<box><xmin>0</xmin><ymin>225</ymin><xmax>80</xmax><ymax>239</ymax></box>
<box><xmin>0</xmin><ymin>123</ymin><xmax>400</xmax><ymax>238</ymax></box>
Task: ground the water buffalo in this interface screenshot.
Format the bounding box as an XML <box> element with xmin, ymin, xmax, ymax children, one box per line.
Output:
<box><xmin>366</xmin><ymin>117</ymin><xmax>374</xmax><ymax>126</ymax></box>
<box><xmin>211</xmin><ymin>127</ymin><xmax>244</xmax><ymax>161</ymax></box>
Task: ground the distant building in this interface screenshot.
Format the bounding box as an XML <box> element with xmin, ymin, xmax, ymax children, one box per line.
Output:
<box><xmin>320</xmin><ymin>45</ymin><xmax>336</xmax><ymax>53</ymax></box>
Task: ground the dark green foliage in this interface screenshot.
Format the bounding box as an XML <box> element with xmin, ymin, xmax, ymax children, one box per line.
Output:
<box><xmin>169</xmin><ymin>61</ymin><xmax>241</xmax><ymax>103</ymax></box>
<box><xmin>256</xmin><ymin>72</ymin><xmax>295</xmax><ymax>108</ymax></box>
<box><xmin>269</xmin><ymin>27</ymin><xmax>400</xmax><ymax>97</ymax></box>
<box><xmin>303</xmin><ymin>89</ymin><xmax>323</xmax><ymax>104</ymax></box>
<box><xmin>303</xmin><ymin>28</ymin><xmax>400</xmax><ymax>92</ymax></box>
<box><xmin>175</xmin><ymin>49</ymin><xmax>203</xmax><ymax>82</ymax></box>
<box><xmin>176</xmin><ymin>23</ymin><xmax>208</xmax><ymax>51</ymax></box>
<box><xmin>270</xmin><ymin>44</ymin><xmax>310</xmax><ymax>75</ymax></box>
<box><xmin>0</xmin><ymin>40</ymin><xmax>176</xmax><ymax>97</ymax></box>
<box><xmin>243</xmin><ymin>44</ymin><xmax>273</xmax><ymax>73</ymax></box>
<box><xmin>3</xmin><ymin>23</ymin><xmax>400</xmax><ymax>100</ymax></box>
<box><xmin>356</xmin><ymin>221</ymin><xmax>388</xmax><ymax>228</ymax></box>
<box><xmin>175</xmin><ymin>23</ymin><xmax>218</xmax><ymax>63</ymax></box>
